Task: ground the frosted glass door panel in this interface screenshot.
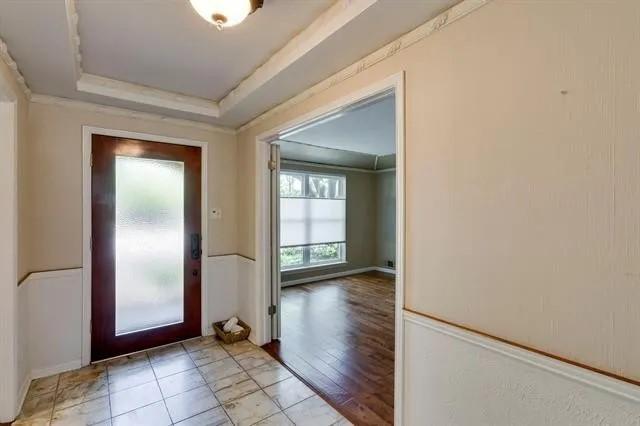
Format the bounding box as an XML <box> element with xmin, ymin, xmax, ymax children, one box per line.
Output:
<box><xmin>115</xmin><ymin>156</ymin><xmax>185</xmax><ymax>336</ymax></box>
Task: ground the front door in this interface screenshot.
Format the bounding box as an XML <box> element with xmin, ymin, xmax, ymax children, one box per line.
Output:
<box><xmin>91</xmin><ymin>134</ymin><xmax>202</xmax><ymax>361</ymax></box>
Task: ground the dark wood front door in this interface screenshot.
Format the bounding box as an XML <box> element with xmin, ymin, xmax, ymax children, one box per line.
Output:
<box><xmin>91</xmin><ymin>134</ymin><xmax>202</xmax><ymax>361</ymax></box>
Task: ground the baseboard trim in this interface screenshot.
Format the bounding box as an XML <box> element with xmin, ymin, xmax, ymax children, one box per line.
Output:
<box><xmin>373</xmin><ymin>266</ymin><xmax>396</xmax><ymax>275</ymax></box>
<box><xmin>15</xmin><ymin>372</ymin><xmax>31</xmax><ymax>417</ymax></box>
<box><xmin>15</xmin><ymin>360</ymin><xmax>81</xmax><ymax>418</ymax></box>
<box><xmin>403</xmin><ymin>310</ymin><xmax>640</xmax><ymax>403</ymax></box>
<box><xmin>281</xmin><ymin>266</ymin><xmax>381</xmax><ymax>287</ymax></box>
<box><xmin>31</xmin><ymin>359</ymin><xmax>82</xmax><ymax>380</ymax></box>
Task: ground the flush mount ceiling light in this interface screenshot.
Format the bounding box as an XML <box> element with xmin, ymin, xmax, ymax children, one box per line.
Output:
<box><xmin>189</xmin><ymin>0</ymin><xmax>264</xmax><ymax>30</ymax></box>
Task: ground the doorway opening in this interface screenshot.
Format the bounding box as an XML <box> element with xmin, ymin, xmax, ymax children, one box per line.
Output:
<box><xmin>257</xmin><ymin>74</ymin><xmax>404</xmax><ymax>425</ymax></box>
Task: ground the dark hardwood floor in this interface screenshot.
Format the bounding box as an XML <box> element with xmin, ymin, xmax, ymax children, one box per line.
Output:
<box><xmin>263</xmin><ymin>271</ymin><xmax>395</xmax><ymax>425</ymax></box>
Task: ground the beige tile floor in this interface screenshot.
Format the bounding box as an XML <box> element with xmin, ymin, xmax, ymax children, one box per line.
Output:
<box><xmin>13</xmin><ymin>337</ymin><xmax>352</xmax><ymax>426</ymax></box>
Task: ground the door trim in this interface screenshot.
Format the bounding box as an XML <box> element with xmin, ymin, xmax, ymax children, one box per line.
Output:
<box><xmin>81</xmin><ymin>126</ymin><xmax>208</xmax><ymax>366</ymax></box>
<box><xmin>253</xmin><ymin>71</ymin><xmax>405</xmax><ymax>425</ymax></box>
<box><xmin>0</xmin><ymin>75</ymin><xmax>20</xmax><ymax>422</ymax></box>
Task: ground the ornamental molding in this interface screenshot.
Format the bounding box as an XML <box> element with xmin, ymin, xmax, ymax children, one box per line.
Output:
<box><xmin>0</xmin><ymin>37</ymin><xmax>31</xmax><ymax>98</ymax></box>
<box><xmin>238</xmin><ymin>0</ymin><xmax>489</xmax><ymax>132</ymax></box>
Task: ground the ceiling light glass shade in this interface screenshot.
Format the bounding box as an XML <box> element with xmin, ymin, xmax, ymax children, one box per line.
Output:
<box><xmin>189</xmin><ymin>0</ymin><xmax>253</xmax><ymax>30</ymax></box>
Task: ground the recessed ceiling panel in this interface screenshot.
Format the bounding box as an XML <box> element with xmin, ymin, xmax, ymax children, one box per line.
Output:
<box><xmin>77</xmin><ymin>0</ymin><xmax>332</xmax><ymax>100</ymax></box>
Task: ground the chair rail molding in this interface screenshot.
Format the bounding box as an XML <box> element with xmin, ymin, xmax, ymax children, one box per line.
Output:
<box><xmin>30</xmin><ymin>94</ymin><xmax>235</xmax><ymax>135</ymax></box>
<box><xmin>403</xmin><ymin>310</ymin><xmax>640</xmax><ymax>424</ymax></box>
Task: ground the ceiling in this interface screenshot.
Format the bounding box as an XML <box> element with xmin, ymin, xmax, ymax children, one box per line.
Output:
<box><xmin>278</xmin><ymin>91</ymin><xmax>396</xmax><ymax>170</ymax></box>
<box><xmin>283</xmin><ymin>92</ymin><xmax>396</xmax><ymax>156</ymax></box>
<box><xmin>0</xmin><ymin>0</ymin><xmax>458</xmax><ymax>128</ymax></box>
<box><xmin>279</xmin><ymin>140</ymin><xmax>396</xmax><ymax>171</ymax></box>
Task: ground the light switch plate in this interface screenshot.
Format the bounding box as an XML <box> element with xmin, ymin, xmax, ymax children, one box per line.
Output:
<box><xmin>210</xmin><ymin>208</ymin><xmax>222</xmax><ymax>220</ymax></box>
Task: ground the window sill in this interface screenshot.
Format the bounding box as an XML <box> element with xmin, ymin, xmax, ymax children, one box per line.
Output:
<box><xmin>281</xmin><ymin>261</ymin><xmax>348</xmax><ymax>274</ymax></box>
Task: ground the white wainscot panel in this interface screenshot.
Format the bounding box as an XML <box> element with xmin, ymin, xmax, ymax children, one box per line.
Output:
<box><xmin>236</xmin><ymin>255</ymin><xmax>257</xmax><ymax>344</ymax></box>
<box><xmin>403</xmin><ymin>311</ymin><xmax>640</xmax><ymax>426</ymax></box>
<box><xmin>26</xmin><ymin>269</ymin><xmax>83</xmax><ymax>378</ymax></box>
<box><xmin>206</xmin><ymin>255</ymin><xmax>239</xmax><ymax>335</ymax></box>
<box><xmin>16</xmin><ymin>283</ymin><xmax>31</xmax><ymax>413</ymax></box>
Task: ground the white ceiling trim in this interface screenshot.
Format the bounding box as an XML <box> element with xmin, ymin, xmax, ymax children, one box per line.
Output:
<box><xmin>10</xmin><ymin>0</ymin><xmax>489</xmax><ymax>127</ymax></box>
<box><xmin>282</xmin><ymin>159</ymin><xmax>395</xmax><ymax>174</ymax></box>
<box><xmin>64</xmin><ymin>0</ymin><xmax>221</xmax><ymax>118</ymax></box>
<box><xmin>218</xmin><ymin>0</ymin><xmax>378</xmax><ymax>115</ymax></box>
<box><xmin>61</xmin><ymin>0</ymin><xmax>381</xmax><ymax>120</ymax></box>
<box><xmin>0</xmin><ymin>37</ymin><xmax>31</xmax><ymax>99</ymax></box>
<box><xmin>30</xmin><ymin>93</ymin><xmax>235</xmax><ymax>135</ymax></box>
<box><xmin>77</xmin><ymin>73</ymin><xmax>220</xmax><ymax>118</ymax></box>
<box><xmin>239</xmin><ymin>0</ymin><xmax>490</xmax><ymax>132</ymax></box>
<box><xmin>64</xmin><ymin>0</ymin><xmax>82</xmax><ymax>80</ymax></box>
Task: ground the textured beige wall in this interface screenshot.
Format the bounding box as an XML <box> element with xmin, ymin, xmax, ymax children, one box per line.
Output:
<box><xmin>26</xmin><ymin>102</ymin><xmax>237</xmax><ymax>272</ymax></box>
<box><xmin>17</xmin><ymin>97</ymin><xmax>29</xmax><ymax>281</ymax></box>
<box><xmin>375</xmin><ymin>171</ymin><xmax>395</xmax><ymax>269</ymax></box>
<box><xmin>0</xmin><ymin>59</ymin><xmax>30</xmax><ymax>281</ymax></box>
<box><xmin>237</xmin><ymin>0</ymin><xmax>640</xmax><ymax>381</ymax></box>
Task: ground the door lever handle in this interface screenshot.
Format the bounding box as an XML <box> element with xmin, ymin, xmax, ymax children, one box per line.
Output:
<box><xmin>191</xmin><ymin>234</ymin><xmax>201</xmax><ymax>260</ymax></box>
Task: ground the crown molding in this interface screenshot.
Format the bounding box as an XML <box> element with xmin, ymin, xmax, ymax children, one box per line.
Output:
<box><xmin>77</xmin><ymin>73</ymin><xmax>220</xmax><ymax>118</ymax></box>
<box><xmin>65</xmin><ymin>0</ymin><xmax>221</xmax><ymax>118</ymax></box>
<box><xmin>64</xmin><ymin>0</ymin><xmax>83</xmax><ymax>80</ymax></box>
<box><xmin>238</xmin><ymin>0</ymin><xmax>489</xmax><ymax>133</ymax></box>
<box><xmin>0</xmin><ymin>37</ymin><xmax>31</xmax><ymax>99</ymax></box>
<box><xmin>282</xmin><ymin>159</ymin><xmax>395</xmax><ymax>174</ymax></box>
<box><xmin>14</xmin><ymin>0</ymin><xmax>487</xmax><ymax>127</ymax></box>
<box><xmin>218</xmin><ymin>0</ymin><xmax>378</xmax><ymax>115</ymax></box>
<box><xmin>30</xmin><ymin>93</ymin><xmax>235</xmax><ymax>135</ymax></box>
<box><xmin>61</xmin><ymin>0</ymin><xmax>383</xmax><ymax>120</ymax></box>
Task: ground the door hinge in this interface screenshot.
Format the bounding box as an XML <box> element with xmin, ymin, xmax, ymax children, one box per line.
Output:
<box><xmin>268</xmin><ymin>305</ymin><xmax>277</xmax><ymax>315</ymax></box>
<box><xmin>89</xmin><ymin>235</ymin><xmax>93</xmax><ymax>251</ymax></box>
<box><xmin>90</xmin><ymin>153</ymin><xmax>94</xmax><ymax>167</ymax></box>
<box><xmin>268</xmin><ymin>160</ymin><xmax>276</xmax><ymax>171</ymax></box>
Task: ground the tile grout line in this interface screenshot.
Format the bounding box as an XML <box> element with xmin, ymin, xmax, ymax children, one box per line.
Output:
<box><xmin>224</xmin><ymin>342</ymin><xmax>312</xmax><ymax>425</ymax></box>
<box><xmin>150</xmin><ymin>346</ymin><xmax>175</xmax><ymax>425</ymax></box>
<box><xmin>160</xmin><ymin>339</ymin><xmax>229</xmax><ymax>426</ymax></box>
<box><xmin>48</xmin><ymin>372</ymin><xmax>62</xmax><ymax>424</ymax></box>
<box><xmin>108</xmin><ymin>350</ymin><xmax>172</xmax><ymax>424</ymax></box>
<box><xmin>182</xmin><ymin>340</ymin><xmax>233</xmax><ymax>425</ymax></box>
<box><xmin>209</xmin><ymin>341</ymin><xmax>286</xmax><ymax>425</ymax></box>
<box><xmin>36</xmin><ymin>338</ymin><xmax>330</xmax><ymax>426</ymax></box>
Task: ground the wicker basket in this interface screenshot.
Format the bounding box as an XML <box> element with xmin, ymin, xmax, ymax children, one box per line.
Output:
<box><xmin>212</xmin><ymin>319</ymin><xmax>251</xmax><ymax>344</ymax></box>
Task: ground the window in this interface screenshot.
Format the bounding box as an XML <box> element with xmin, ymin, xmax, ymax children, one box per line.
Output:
<box><xmin>280</xmin><ymin>171</ymin><xmax>346</xmax><ymax>270</ymax></box>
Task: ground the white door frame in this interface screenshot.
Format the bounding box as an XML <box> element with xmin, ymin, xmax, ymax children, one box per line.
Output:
<box><xmin>254</xmin><ymin>71</ymin><xmax>405</xmax><ymax>425</ymax></box>
<box><xmin>81</xmin><ymin>126</ymin><xmax>209</xmax><ymax>365</ymax></box>
<box><xmin>0</xmin><ymin>74</ymin><xmax>19</xmax><ymax>422</ymax></box>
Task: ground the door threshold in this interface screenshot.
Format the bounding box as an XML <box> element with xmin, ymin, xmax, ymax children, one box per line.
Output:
<box><xmin>92</xmin><ymin>334</ymin><xmax>213</xmax><ymax>364</ymax></box>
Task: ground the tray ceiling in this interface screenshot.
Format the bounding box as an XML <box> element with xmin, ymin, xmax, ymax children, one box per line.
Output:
<box><xmin>0</xmin><ymin>0</ymin><xmax>460</xmax><ymax>129</ymax></box>
<box><xmin>77</xmin><ymin>0</ymin><xmax>331</xmax><ymax>101</ymax></box>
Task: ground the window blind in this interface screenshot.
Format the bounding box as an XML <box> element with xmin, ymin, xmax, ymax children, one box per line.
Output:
<box><xmin>280</xmin><ymin>171</ymin><xmax>346</xmax><ymax>248</ymax></box>
<box><xmin>280</xmin><ymin>198</ymin><xmax>346</xmax><ymax>247</ymax></box>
